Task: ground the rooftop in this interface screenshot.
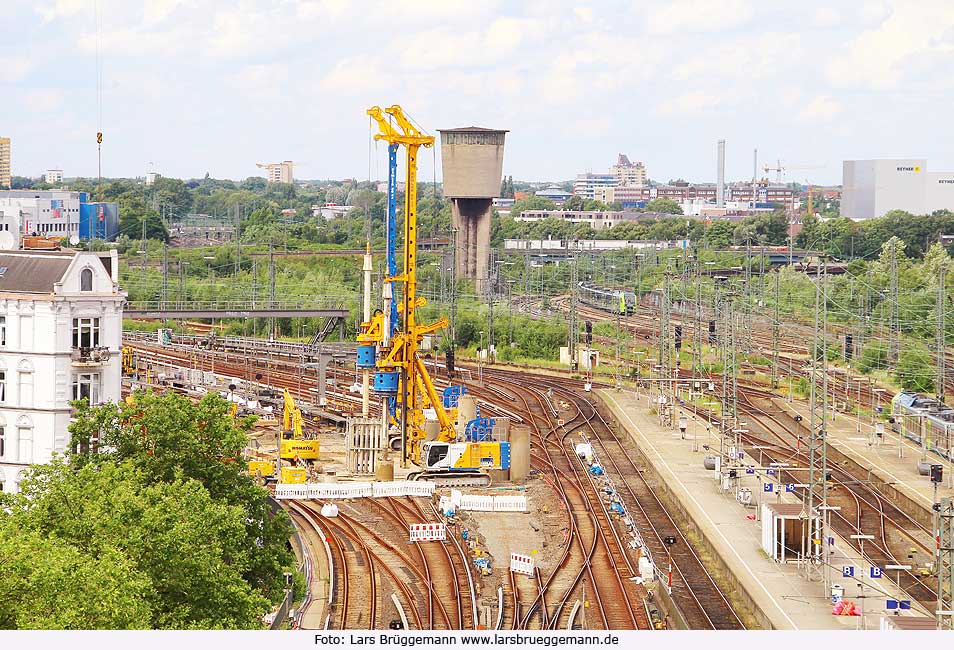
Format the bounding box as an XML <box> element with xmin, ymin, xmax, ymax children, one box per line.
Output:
<box><xmin>438</xmin><ymin>126</ymin><xmax>509</xmax><ymax>133</ymax></box>
<box><xmin>0</xmin><ymin>250</ymin><xmax>110</xmax><ymax>294</ymax></box>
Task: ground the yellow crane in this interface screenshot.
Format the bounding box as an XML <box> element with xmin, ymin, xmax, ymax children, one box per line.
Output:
<box><xmin>279</xmin><ymin>389</ymin><xmax>319</xmax><ymax>462</ymax></box>
<box><xmin>359</xmin><ymin>105</ymin><xmax>509</xmax><ymax>484</ymax></box>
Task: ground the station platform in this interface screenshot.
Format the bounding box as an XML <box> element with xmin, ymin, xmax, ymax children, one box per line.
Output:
<box><xmin>781</xmin><ymin>399</ymin><xmax>954</xmax><ymax>510</ymax></box>
<box><xmin>600</xmin><ymin>389</ymin><xmax>929</xmax><ymax>630</ymax></box>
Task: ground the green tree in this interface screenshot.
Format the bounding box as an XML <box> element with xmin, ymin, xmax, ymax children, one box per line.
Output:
<box><xmin>69</xmin><ymin>391</ymin><xmax>294</xmax><ymax>604</ymax></box>
<box><xmin>4</xmin><ymin>458</ymin><xmax>269</xmax><ymax>629</ymax></box>
<box><xmin>117</xmin><ymin>197</ymin><xmax>169</xmax><ymax>242</ymax></box>
<box><xmin>857</xmin><ymin>340</ymin><xmax>889</xmax><ymax>373</ymax></box>
<box><xmin>644</xmin><ymin>198</ymin><xmax>683</xmax><ymax>214</ymax></box>
<box><xmin>0</xmin><ymin>525</ymin><xmax>152</xmax><ymax>629</ymax></box>
<box><xmin>149</xmin><ymin>177</ymin><xmax>193</xmax><ymax>217</ymax></box>
<box><xmin>562</xmin><ymin>195</ymin><xmax>585</xmax><ymax>211</ymax></box>
<box><xmin>896</xmin><ymin>343</ymin><xmax>935</xmax><ymax>392</ymax></box>
<box><xmin>510</xmin><ymin>195</ymin><xmax>556</xmax><ymax>218</ymax></box>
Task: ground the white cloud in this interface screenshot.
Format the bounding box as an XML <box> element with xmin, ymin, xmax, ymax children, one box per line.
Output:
<box><xmin>24</xmin><ymin>89</ymin><xmax>66</xmax><ymax>112</ymax></box>
<box><xmin>646</xmin><ymin>0</ymin><xmax>754</xmax><ymax>34</ymax></box>
<box><xmin>796</xmin><ymin>94</ymin><xmax>843</xmax><ymax>122</ymax></box>
<box><xmin>0</xmin><ymin>56</ymin><xmax>33</xmax><ymax>83</ymax></box>
<box><xmin>655</xmin><ymin>90</ymin><xmax>727</xmax><ymax>117</ymax></box>
<box><xmin>813</xmin><ymin>7</ymin><xmax>841</xmax><ymax>28</ymax></box>
<box><xmin>319</xmin><ymin>55</ymin><xmax>389</xmax><ymax>94</ymax></box>
<box><xmin>826</xmin><ymin>3</ymin><xmax>954</xmax><ymax>89</ymax></box>
<box><xmin>36</xmin><ymin>0</ymin><xmax>86</xmax><ymax>23</ymax></box>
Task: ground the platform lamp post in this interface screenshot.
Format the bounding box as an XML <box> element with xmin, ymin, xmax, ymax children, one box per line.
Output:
<box><xmin>884</xmin><ymin>564</ymin><xmax>912</xmax><ymax>615</ymax></box>
<box><xmin>849</xmin><ymin>377</ymin><xmax>865</xmax><ymax>433</ymax></box>
<box><xmin>478</xmin><ymin>330</ymin><xmax>484</xmax><ymax>386</ymax></box>
<box><xmin>850</xmin><ymin>533</ymin><xmax>875</xmax><ymax>630</ymax></box>
<box><xmin>872</xmin><ymin>387</ymin><xmax>888</xmax><ymax>442</ymax></box>
<box><xmin>818</xmin><ymin>505</ymin><xmax>841</xmax><ymax>597</ymax></box>
<box><xmin>634</xmin><ymin>351</ymin><xmax>646</xmax><ymax>399</ymax></box>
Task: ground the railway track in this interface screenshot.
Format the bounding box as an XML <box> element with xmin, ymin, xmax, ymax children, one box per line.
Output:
<box><xmin>478</xmin><ymin>369</ymin><xmax>745</xmax><ymax>630</ymax></box>
<box><xmin>732</xmin><ymin>391</ymin><xmax>939</xmax><ymax>609</ymax></box>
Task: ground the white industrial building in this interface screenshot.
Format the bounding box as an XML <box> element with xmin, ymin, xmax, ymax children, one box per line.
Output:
<box><xmin>0</xmin><ymin>190</ymin><xmax>81</xmax><ymax>247</ymax></box>
<box><xmin>841</xmin><ymin>159</ymin><xmax>954</xmax><ymax>220</ymax></box>
<box><xmin>0</xmin><ymin>249</ymin><xmax>125</xmax><ymax>494</ymax></box>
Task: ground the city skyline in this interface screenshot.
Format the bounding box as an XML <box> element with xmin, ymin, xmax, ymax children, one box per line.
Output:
<box><xmin>3</xmin><ymin>1</ymin><xmax>953</xmax><ymax>185</ymax></box>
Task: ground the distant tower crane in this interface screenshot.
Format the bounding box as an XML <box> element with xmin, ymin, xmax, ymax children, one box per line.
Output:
<box><xmin>763</xmin><ymin>160</ymin><xmax>824</xmax><ymax>183</ymax></box>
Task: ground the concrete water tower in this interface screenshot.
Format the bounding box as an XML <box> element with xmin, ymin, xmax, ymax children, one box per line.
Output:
<box><xmin>438</xmin><ymin>126</ymin><xmax>507</xmax><ymax>292</ymax></box>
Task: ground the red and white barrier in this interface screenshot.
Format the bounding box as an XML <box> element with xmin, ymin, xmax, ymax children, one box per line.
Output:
<box><xmin>409</xmin><ymin>523</ymin><xmax>446</xmax><ymax>542</ymax></box>
<box><xmin>510</xmin><ymin>553</ymin><xmax>534</xmax><ymax>576</ymax></box>
<box><xmin>274</xmin><ymin>480</ymin><xmax>435</xmax><ymax>501</ymax></box>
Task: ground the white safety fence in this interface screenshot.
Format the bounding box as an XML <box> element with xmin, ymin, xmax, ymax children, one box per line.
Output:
<box><xmin>439</xmin><ymin>490</ymin><xmax>527</xmax><ymax>513</ymax></box>
<box><xmin>409</xmin><ymin>523</ymin><xmax>446</xmax><ymax>542</ymax></box>
<box><xmin>275</xmin><ymin>479</ymin><xmax>436</xmax><ymax>501</ymax></box>
<box><xmin>509</xmin><ymin>553</ymin><xmax>535</xmax><ymax>576</ymax></box>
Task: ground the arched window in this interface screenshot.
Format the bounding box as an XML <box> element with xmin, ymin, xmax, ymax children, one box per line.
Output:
<box><xmin>16</xmin><ymin>415</ymin><xmax>32</xmax><ymax>465</ymax></box>
<box><xmin>17</xmin><ymin>359</ymin><xmax>33</xmax><ymax>408</ymax></box>
<box><xmin>80</xmin><ymin>268</ymin><xmax>93</xmax><ymax>291</ymax></box>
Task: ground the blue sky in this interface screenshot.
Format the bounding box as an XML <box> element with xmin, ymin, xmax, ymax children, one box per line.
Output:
<box><xmin>3</xmin><ymin>0</ymin><xmax>953</xmax><ymax>185</ymax></box>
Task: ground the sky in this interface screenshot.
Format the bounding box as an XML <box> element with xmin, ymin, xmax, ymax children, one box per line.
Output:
<box><xmin>3</xmin><ymin>0</ymin><xmax>954</xmax><ymax>186</ymax></box>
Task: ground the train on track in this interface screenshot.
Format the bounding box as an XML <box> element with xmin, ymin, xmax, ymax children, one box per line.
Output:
<box><xmin>578</xmin><ymin>282</ymin><xmax>637</xmax><ymax>315</ymax></box>
<box><xmin>890</xmin><ymin>391</ymin><xmax>954</xmax><ymax>460</ymax></box>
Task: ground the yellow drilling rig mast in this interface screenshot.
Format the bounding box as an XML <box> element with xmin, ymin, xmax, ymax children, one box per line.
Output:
<box><xmin>357</xmin><ymin>105</ymin><xmax>509</xmax><ymax>485</ymax></box>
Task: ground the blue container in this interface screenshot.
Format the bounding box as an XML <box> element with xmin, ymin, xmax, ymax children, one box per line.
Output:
<box><xmin>499</xmin><ymin>441</ymin><xmax>511</xmax><ymax>470</ymax></box>
<box><xmin>356</xmin><ymin>345</ymin><xmax>376</xmax><ymax>368</ymax></box>
<box><xmin>373</xmin><ymin>370</ymin><xmax>400</xmax><ymax>393</ymax></box>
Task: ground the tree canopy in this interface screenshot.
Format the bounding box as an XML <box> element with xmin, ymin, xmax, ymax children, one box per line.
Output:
<box><xmin>0</xmin><ymin>391</ymin><xmax>294</xmax><ymax>629</ymax></box>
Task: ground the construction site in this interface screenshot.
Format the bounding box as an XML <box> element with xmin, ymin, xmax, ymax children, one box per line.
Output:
<box><xmin>103</xmin><ymin>105</ymin><xmax>954</xmax><ymax>633</ymax></box>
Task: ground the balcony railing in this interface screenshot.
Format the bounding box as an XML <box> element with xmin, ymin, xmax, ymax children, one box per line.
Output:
<box><xmin>71</xmin><ymin>346</ymin><xmax>112</xmax><ymax>364</ymax></box>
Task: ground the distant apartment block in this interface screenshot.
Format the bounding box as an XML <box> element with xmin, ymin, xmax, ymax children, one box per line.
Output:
<box><xmin>516</xmin><ymin>209</ymin><xmax>645</xmax><ymax>230</ymax></box>
<box><xmin>574</xmin><ymin>153</ymin><xmax>647</xmax><ymax>200</ymax></box>
<box><xmin>0</xmin><ymin>138</ymin><xmax>10</xmax><ymax>190</ymax></box>
<box><xmin>45</xmin><ymin>169</ymin><xmax>63</xmax><ymax>184</ymax></box>
<box><xmin>610</xmin><ymin>153</ymin><xmax>646</xmax><ymax>186</ymax></box>
<box><xmin>145</xmin><ymin>172</ymin><xmax>160</xmax><ymax>186</ymax></box>
<box><xmin>593</xmin><ymin>183</ymin><xmax>795</xmax><ymax>212</ymax></box>
<box><xmin>257</xmin><ymin>160</ymin><xmax>294</xmax><ymax>184</ymax></box>
<box><xmin>572</xmin><ymin>174</ymin><xmax>617</xmax><ymax>200</ymax></box>
<box><xmin>842</xmin><ymin>159</ymin><xmax>954</xmax><ymax>220</ymax></box>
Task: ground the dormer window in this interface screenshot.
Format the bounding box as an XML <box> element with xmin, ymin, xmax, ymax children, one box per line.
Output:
<box><xmin>81</xmin><ymin>268</ymin><xmax>93</xmax><ymax>291</ymax></box>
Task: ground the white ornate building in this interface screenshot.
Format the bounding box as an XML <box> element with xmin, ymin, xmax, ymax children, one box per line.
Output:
<box><xmin>0</xmin><ymin>249</ymin><xmax>125</xmax><ymax>493</ymax></box>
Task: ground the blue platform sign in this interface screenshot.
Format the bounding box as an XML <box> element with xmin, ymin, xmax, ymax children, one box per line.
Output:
<box><xmin>870</xmin><ymin>567</ymin><xmax>882</xmax><ymax>579</ymax></box>
<box><xmin>767</xmin><ymin>469</ymin><xmax>777</xmax><ymax>475</ymax></box>
<box><xmin>842</xmin><ymin>566</ymin><xmax>855</xmax><ymax>578</ymax></box>
<box><xmin>763</xmin><ymin>483</ymin><xmax>774</xmax><ymax>493</ymax></box>
<box><xmin>746</xmin><ymin>467</ymin><xmax>755</xmax><ymax>475</ymax></box>
<box><xmin>900</xmin><ymin>600</ymin><xmax>912</xmax><ymax>610</ymax></box>
<box><xmin>886</xmin><ymin>599</ymin><xmax>898</xmax><ymax>610</ymax></box>
<box><xmin>785</xmin><ymin>483</ymin><xmax>796</xmax><ymax>493</ymax></box>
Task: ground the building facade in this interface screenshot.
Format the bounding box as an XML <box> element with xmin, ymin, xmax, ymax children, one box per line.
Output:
<box><xmin>45</xmin><ymin>169</ymin><xmax>64</xmax><ymax>185</ymax></box>
<box><xmin>0</xmin><ymin>138</ymin><xmax>10</xmax><ymax>190</ymax></box>
<box><xmin>842</xmin><ymin>159</ymin><xmax>954</xmax><ymax>220</ymax></box>
<box><xmin>516</xmin><ymin>209</ymin><xmax>647</xmax><ymax>230</ymax></box>
<box><xmin>610</xmin><ymin>153</ymin><xmax>647</xmax><ymax>186</ymax></box>
<box><xmin>534</xmin><ymin>186</ymin><xmax>571</xmax><ymax>204</ymax></box>
<box><xmin>0</xmin><ymin>190</ymin><xmax>119</xmax><ymax>247</ymax></box>
<box><xmin>0</xmin><ymin>250</ymin><xmax>125</xmax><ymax>493</ymax></box>
<box><xmin>257</xmin><ymin>161</ymin><xmax>294</xmax><ymax>184</ymax></box>
<box><xmin>572</xmin><ymin>174</ymin><xmax>617</xmax><ymax>200</ymax></box>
